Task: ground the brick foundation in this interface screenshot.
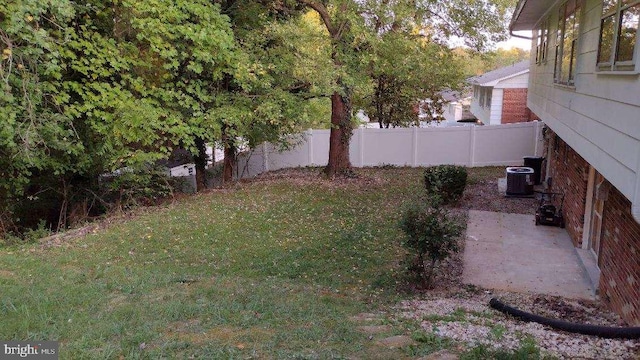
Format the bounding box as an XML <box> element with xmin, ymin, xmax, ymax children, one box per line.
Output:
<box><xmin>501</xmin><ymin>89</ymin><xmax>537</xmax><ymax>123</ymax></box>
<box><xmin>599</xmin><ymin>186</ymin><xmax>640</xmax><ymax>325</ymax></box>
<box><xmin>546</xmin><ymin>134</ymin><xmax>589</xmax><ymax>247</ymax></box>
<box><xmin>546</xmin><ymin>129</ymin><xmax>640</xmax><ymax>325</ymax></box>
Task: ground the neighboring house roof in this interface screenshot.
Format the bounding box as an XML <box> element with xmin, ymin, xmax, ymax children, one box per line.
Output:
<box><xmin>467</xmin><ymin>61</ymin><xmax>530</xmax><ymax>87</ymax></box>
<box><xmin>439</xmin><ymin>89</ymin><xmax>460</xmax><ymax>102</ymax></box>
<box><xmin>510</xmin><ymin>0</ymin><xmax>555</xmax><ymax>31</ymax></box>
<box><xmin>439</xmin><ymin>88</ymin><xmax>473</xmax><ymax>103</ymax></box>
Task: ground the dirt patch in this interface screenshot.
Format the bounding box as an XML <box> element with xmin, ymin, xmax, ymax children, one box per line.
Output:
<box><xmin>248</xmin><ymin>167</ymin><xmax>391</xmax><ymax>190</ymax></box>
<box><xmin>460</xmin><ymin>177</ymin><xmax>538</xmax><ymax>215</ymax></box>
<box><xmin>163</xmin><ymin>321</ymin><xmax>274</xmax><ymax>348</ymax></box>
<box><xmin>0</xmin><ymin>270</ymin><xmax>15</xmax><ymax>279</ymax></box>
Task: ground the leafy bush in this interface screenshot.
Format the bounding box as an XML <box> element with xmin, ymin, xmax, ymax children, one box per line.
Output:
<box><xmin>424</xmin><ymin>165</ymin><xmax>468</xmax><ymax>204</ymax></box>
<box><xmin>101</xmin><ymin>165</ymin><xmax>175</xmax><ymax>210</ymax></box>
<box><xmin>400</xmin><ymin>200</ymin><xmax>464</xmax><ymax>288</ymax></box>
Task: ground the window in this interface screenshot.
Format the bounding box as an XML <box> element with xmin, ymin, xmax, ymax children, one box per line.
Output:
<box><xmin>479</xmin><ymin>87</ymin><xmax>485</xmax><ymax>106</ymax></box>
<box><xmin>554</xmin><ymin>0</ymin><xmax>582</xmax><ymax>85</ymax></box>
<box><xmin>597</xmin><ymin>0</ymin><xmax>640</xmax><ymax>71</ymax></box>
<box><xmin>536</xmin><ymin>19</ymin><xmax>550</xmax><ymax>64</ymax></box>
<box><xmin>485</xmin><ymin>89</ymin><xmax>492</xmax><ymax>108</ymax></box>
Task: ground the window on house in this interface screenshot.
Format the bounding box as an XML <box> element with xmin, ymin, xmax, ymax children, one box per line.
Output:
<box><xmin>485</xmin><ymin>89</ymin><xmax>492</xmax><ymax>108</ymax></box>
<box><xmin>479</xmin><ymin>88</ymin><xmax>485</xmax><ymax>107</ymax></box>
<box><xmin>597</xmin><ymin>0</ymin><xmax>640</xmax><ymax>71</ymax></box>
<box><xmin>536</xmin><ymin>19</ymin><xmax>549</xmax><ymax>64</ymax></box>
<box><xmin>554</xmin><ymin>0</ymin><xmax>582</xmax><ymax>85</ymax></box>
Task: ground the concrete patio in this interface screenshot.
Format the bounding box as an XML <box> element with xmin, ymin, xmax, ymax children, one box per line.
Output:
<box><xmin>463</xmin><ymin>210</ymin><xmax>595</xmax><ymax>300</ymax></box>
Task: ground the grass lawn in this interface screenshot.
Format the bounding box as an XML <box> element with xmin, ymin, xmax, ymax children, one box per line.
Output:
<box><xmin>1</xmin><ymin>167</ymin><xmax>450</xmax><ymax>359</ymax></box>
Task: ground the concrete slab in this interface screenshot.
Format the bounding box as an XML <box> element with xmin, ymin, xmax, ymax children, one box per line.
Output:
<box><xmin>463</xmin><ymin>210</ymin><xmax>595</xmax><ymax>300</ymax></box>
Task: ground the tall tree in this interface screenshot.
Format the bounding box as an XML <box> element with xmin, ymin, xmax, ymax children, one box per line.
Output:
<box><xmin>299</xmin><ymin>0</ymin><xmax>514</xmax><ymax>176</ymax></box>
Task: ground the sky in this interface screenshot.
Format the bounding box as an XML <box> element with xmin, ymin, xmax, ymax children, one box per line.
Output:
<box><xmin>496</xmin><ymin>31</ymin><xmax>533</xmax><ymax>50</ymax></box>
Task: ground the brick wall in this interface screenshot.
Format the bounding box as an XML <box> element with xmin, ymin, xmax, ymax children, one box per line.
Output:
<box><xmin>546</xmin><ymin>129</ymin><xmax>640</xmax><ymax>325</ymax></box>
<box><xmin>546</xmin><ymin>133</ymin><xmax>589</xmax><ymax>247</ymax></box>
<box><xmin>599</xmin><ymin>186</ymin><xmax>640</xmax><ymax>325</ymax></box>
<box><xmin>501</xmin><ymin>88</ymin><xmax>536</xmax><ymax>124</ymax></box>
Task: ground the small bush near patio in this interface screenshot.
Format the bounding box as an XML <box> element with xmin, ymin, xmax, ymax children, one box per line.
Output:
<box><xmin>399</xmin><ymin>199</ymin><xmax>464</xmax><ymax>289</ymax></box>
<box><xmin>424</xmin><ymin>165</ymin><xmax>468</xmax><ymax>204</ymax></box>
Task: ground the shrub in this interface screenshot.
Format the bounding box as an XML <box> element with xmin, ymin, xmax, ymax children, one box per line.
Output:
<box><xmin>101</xmin><ymin>164</ymin><xmax>175</xmax><ymax>210</ymax></box>
<box><xmin>400</xmin><ymin>200</ymin><xmax>464</xmax><ymax>288</ymax></box>
<box><xmin>423</xmin><ymin>165</ymin><xmax>468</xmax><ymax>204</ymax></box>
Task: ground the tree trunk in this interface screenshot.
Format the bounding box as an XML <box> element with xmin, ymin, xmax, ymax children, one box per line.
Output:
<box><xmin>324</xmin><ymin>91</ymin><xmax>353</xmax><ymax>177</ymax></box>
<box><xmin>193</xmin><ymin>137</ymin><xmax>208</xmax><ymax>191</ymax></box>
<box><xmin>221</xmin><ymin>128</ymin><xmax>236</xmax><ymax>183</ymax></box>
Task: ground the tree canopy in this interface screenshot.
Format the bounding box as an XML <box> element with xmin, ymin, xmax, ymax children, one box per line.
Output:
<box><xmin>1</xmin><ymin>0</ymin><xmax>517</xmax><ymax>235</ymax></box>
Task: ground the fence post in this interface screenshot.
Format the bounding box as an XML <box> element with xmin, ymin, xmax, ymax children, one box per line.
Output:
<box><xmin>412</xmin><ymin>127</ymin><xmax>418</xmax><ymax>167</ymax></box>
<box><xmin>469</xmin><ymin>125</ymin><xmax>477</xmax><ymax>167</ymax></box>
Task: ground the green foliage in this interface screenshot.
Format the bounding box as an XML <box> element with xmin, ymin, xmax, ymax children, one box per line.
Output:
<box><xmin>399</xmin><ymin>199</ymin><xmax>464</xmax><ymax>288</ymax></box>
<box><xmin>424</xmin><ymin>165</ymin><xmax>469</xmax><ymax>205</ymax></box>
<box><xmin>456</xmin><ymin>47</ymin><xmax>531</xmax><ymax>78</ymax></box>
<box><xmin>101</xmin><ymin>165</ymin><xmax>174</xmax><ymax>210</ymax></box>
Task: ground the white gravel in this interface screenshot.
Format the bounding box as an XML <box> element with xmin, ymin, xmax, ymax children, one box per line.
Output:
<box><xmin>398</xmin><ymin>296</ymin><xmax>639</xmax><ymax>359</ymax></box>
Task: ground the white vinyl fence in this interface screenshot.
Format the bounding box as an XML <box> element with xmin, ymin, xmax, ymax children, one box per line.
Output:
<box><xmin>234</xmin><ymin>121</ymin><xmax>544</xmax><ymax>178</ymax></box>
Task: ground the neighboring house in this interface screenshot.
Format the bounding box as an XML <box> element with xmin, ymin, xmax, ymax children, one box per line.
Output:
<box><xmin>440</xmin><ymin>89</ymin><xmax>477</xmax><ymax>124</ymax></box>
<box><xmin>468</xmin><ymin>61</ymin><xmax>539</xmax><ymax>125</ymax></box>
<box><xmin>511</xmin><ymin>0</ymin><xmax>640</xmax><ymax>324</ymax></box>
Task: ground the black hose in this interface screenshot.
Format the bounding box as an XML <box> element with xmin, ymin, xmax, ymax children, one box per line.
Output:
<box><xmin>489</xmin><ymin>298</ymin><xmax>640</xmax><ymax>339</ymax></box>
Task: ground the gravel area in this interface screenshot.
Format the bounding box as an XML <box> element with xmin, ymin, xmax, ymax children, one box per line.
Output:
<box><xmin>398</xmin><ymin>293</ymin><xmax>639</xmax><ymax>359</ymax></box>
<box><xmin>397</xmin><ymin>167</ymin><xmax>639</xmax><ymax>359</ymax></box>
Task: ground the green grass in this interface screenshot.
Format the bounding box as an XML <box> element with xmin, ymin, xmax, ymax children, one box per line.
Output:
<box><xmin>1</xmin><ymin>167</ymin><xmax>443</xmax><ymax>359</ymax></box>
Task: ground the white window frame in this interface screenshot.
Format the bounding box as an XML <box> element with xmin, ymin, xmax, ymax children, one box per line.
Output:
<box><xmin>554</xmin><ymin>0</ymin><xmax>582</xmax><ymax>85</ymax></box>
<box><xmin>536</xmin><ymin>18</ymin><xmax>550</xmax><ymax>64</ymax></box>
<box><xmin>597</xmin><ymin>0</ymin><xmax>640</xmax><ymax>71</ymax></box>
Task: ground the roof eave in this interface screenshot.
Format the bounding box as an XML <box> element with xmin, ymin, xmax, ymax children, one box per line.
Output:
<box><xmin>467</xmin><ymin>69</ymin><xmax>530</xmax><ymax>87</ymax></box>
<box><xmin>509</xmin><ymin>0</ymin><xmax>559</xmax><ymax>31</ymax></box>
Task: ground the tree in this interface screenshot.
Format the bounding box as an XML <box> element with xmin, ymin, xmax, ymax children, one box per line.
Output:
<box><xmin>455</xmin><ymin>47</ymin><xmax>530</xmax><ymax>78</ymax></box>
<box><xmin>361</xmin><ymin>32</ymin><xmax>463</xmax><ymax>128</ymax></box>
<box><xmin>212</xmin><ymin>1</ymin><xmax>332</xmax><ymax>183</ymax></box>
<box><xmin>299</xmin><ymin>0</ymin><xmax>515</xmax><ymax>176</ymax></box>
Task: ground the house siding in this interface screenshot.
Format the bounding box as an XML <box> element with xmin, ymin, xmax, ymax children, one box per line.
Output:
<box><xmin>489</xmin><ymin>88</ymin><xmax>503</xmax><ymax>125</ymax></box>
<box><xmin>471</xmin><ymin>72</ymin><xmax>531</xmax><ymax>125</ymax></box>
<box><xmin>526</xmin><ymin>0</ymin><xmax>640</xmax><ymax>203</ymax></box>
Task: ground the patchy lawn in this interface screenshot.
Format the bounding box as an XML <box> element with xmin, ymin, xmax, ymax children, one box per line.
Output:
<box><xmin>0</xmin><ymin>167</ymin><xmax>429</xmax><ymax>359</ymax></box>
<box><xmin>2</xmin><ymin>167</ymin><xmax>637</xmax><ymax>359</ymax></box>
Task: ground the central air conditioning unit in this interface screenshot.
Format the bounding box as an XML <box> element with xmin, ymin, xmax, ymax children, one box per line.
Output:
<box><xmin>506</xmin><ymin>167</ymin><xmax>534</xmax><ymax>196</ymax></box>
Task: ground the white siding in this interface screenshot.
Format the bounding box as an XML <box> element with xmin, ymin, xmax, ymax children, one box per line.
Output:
<box><xmin>489</xmin><ymin>88</ymin><xmax>504</xmax><ymax>125</ymax></box>
<box><xmin>495</xmin><ymin>72</ymin><xmax>530</xmax><ymax>89</ymax></box>
<box><xmin>526</xmin><ymin>0</ymin><xmax>640</xmax><ymax>202</ymax></box>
